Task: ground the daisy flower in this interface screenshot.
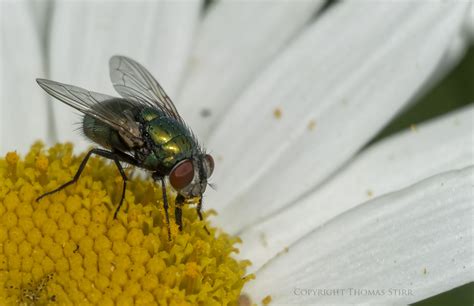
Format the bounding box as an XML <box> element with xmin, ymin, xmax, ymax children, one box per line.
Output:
<box><xmin>1</xmin><ymin>0</ymin><xmax>473</xmax><ymax>305</ymax></box>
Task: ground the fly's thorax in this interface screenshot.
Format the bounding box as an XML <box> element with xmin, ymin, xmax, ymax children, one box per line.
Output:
<box><xmin>139</xmin><ymin>107</ymin><xmax>167</xmax><ymax>122</ymax></box>
<box><xmin>143</xmin><ymin>117</ymin><xmax>196</xmax><ymax>169</ymax></box>
<box><xmin>140</xmin><ymin>151</ymin><xmax>161</xmax><ymax>171</ymax></box>
<box><xmin>145</xmin><ymin>116</ymin><xmax>188</xmax><ymax>144</ymax></box>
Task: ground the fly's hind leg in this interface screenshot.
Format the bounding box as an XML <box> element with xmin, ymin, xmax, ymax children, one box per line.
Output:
<box><xmin>37</xmin><ymin>148</ymin><xmax>129</xmax><ymax>219</ymax></box>
<box><xmin>36</xmin><ymin>148</ymin><xmax>101</xmax><ymax>202</ymax></box>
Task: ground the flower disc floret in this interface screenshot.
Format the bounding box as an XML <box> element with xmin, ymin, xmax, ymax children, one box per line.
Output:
<box><xmin>0</xmin><ymin>142</ymin><xmax>251</xmax><ymax>305</ymax></box>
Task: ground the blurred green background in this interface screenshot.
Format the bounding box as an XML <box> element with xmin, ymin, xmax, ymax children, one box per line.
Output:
<box><xmin>372</xmin><ymin>47</ymin><xmax>473</xmax><ymax>306</ymax></box>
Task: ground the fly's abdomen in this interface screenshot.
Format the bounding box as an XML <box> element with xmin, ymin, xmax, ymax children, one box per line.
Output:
<box><xmin>83</xmin><ymin>98</ymin><xmax>137</xmax><ymax>152</ymax></box>
<box><xmin>83</xmin><ymin>115</ymin><xmax>130</xmax><ymax>152</ymax></box>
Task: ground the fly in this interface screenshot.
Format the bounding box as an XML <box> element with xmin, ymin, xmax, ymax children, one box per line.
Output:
<box><xmin>36</xmin><ymin>56</ymin><xmax>214</xmax><ymax>239</ymax></box>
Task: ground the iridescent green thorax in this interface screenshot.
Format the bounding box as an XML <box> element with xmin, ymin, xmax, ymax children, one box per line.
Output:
<box><xmin>139</xmin><ymin>107</ymin><xmax>198</xmax><ymax>170</ymax></box>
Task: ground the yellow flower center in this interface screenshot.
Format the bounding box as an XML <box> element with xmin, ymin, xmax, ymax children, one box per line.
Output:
<box><xmin>0</xmin><ymin>142</ymin><xmax>252</xmax><ymax>305</ymax></box>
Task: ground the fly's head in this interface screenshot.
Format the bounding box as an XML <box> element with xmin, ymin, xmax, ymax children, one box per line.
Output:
<box><xmin>169</xmin><ymin>154</ymin><xmax>214</xmax><ymax>199</ymax></box>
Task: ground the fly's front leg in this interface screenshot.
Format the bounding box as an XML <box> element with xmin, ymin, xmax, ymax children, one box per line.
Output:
<box><xmin>197</xmin><ymin>196</ymin><xmax>210</xmax><ymax>235</ymax></box>
<box><xmin>175</xmin><ymin>194</ymin><xmax>185</xmax><ymax>231</ymax></box>
<box><xmin>177</xmin><ymin>195</ymin><xmax>210</xmax><ymax>234</ymax></box>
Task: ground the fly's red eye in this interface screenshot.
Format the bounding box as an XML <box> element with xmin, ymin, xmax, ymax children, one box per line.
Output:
<box><xmin>204</xmin><ymin>154</ymin><xmax>214</xmax><ymax>178</ymax></box>
<box><xmin>169</xmin><ymin>160</ymin><xmax>194</xmax><ymax>190</ymax></box>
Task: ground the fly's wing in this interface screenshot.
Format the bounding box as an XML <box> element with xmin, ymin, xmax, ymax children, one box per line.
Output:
<box><xmin>36</xmin><ymin>78</ymin><xmax>142</xmax><ymax>145</ymax></box>
<box><xmin>109</xmin><ymin>55</ymin><xmax>185</xmax><ymax>124</ymax></box>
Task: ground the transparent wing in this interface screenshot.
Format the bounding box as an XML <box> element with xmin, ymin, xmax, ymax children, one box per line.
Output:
<box><xmin>109</xmin><ymin>55</ymin><xmax>184</xmax><ymax>124</ymax></box>
<box><xmin>36</xmin><ymin>78</ymin><xmax>142</xmax><ymax>144</ymax></box>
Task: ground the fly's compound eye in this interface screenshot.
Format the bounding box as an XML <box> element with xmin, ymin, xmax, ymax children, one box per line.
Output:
<box><xmin>169</xmin><ymin>159</ymin><xmax>194</xmax><ymax>190</ymax></box>
<box><xmin>204</xmin><ymin>154</ymin><xmax>214</xmax><ymax>178</ymax></box>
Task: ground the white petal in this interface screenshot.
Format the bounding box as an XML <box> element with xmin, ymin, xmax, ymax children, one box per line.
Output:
<box><xmin>177</xmin><ymin>0</ymin><xmax>325</xmax><ymax>139</ymax></box>
<box><xmin>421</xmin><ymin>31</ymin><xmax>471</xmax><ymax>96</ymax></box>
<box><xmin>48</xmin><ymin>0</ymin><xmax>201</xmax><ymax>151</ymax></box>
<box><xmin>1</xmin><ymin>1</ymin><xmax>48</xmax><ymax>154</ymax></box>
<box><xmin>464</xmin><ymin>0</ymin><xmax>474</xmax><ymax>41</ymax></box>
<box><xmin>207</xmin><ymin>1</ymin><xmax>470</xmax><ymax>233</ymax></box>
<box><xmin>28</xmin><ymin>0</ymin><xmax>53</xmax><ymax>48</ymax></box>
<box><xmin>244</xmin><ymin>166</ymin><xmax>474</xmax><ymax>304</ymax></box>
<box><xmin>239</xmin><ymin>105</ymin><xmax>474</xmax><ymax>273</ymax></box>
<box><xmin>417</xmin><ymin>1</ymin><xmax>472</xmax><ymax>93</ymax></box>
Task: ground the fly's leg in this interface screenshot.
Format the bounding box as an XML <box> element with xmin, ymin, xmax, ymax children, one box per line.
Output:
<box><xmin>36</xmin><ymin>149</ymin><xmax>97</xmax><ymax>202</ymax></box>
<box><xmin>175</xmin><ymin>194</ymin><xmax>185</xmax><ymax>231</ymax></box>
<box><xmin>36</xmin><ymin>148</ymin><xmax>128</xmax><ymax>219</ymax></box>
<box><xmin>176</xmin><ymin>195</ymin><xmax>210</xmax><ymax>235</ymax></box>
<box><xmin>197</xmin><ymin>197</ymin><xmax>210</xmax><ymax>235</ymax></box>
<box><xmin>158</xmin><ymin>177</ymin><xmax>171</xmax><ymax>241</ymax></box>
<box><xmin>36</xmin><ymin>148</ymin><xmax>106</xmax><ymax>201</ymax></box>
<box><xmin>111</xmin><ymin>154</ymin><xmax>127</xmax><ymax>220</ymax></box>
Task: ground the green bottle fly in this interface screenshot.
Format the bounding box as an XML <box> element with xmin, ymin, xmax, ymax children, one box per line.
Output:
<box><xmin>36</xmin><ymin>56</ymin><xmax>214</xmax><ymax>239</ymax></box>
